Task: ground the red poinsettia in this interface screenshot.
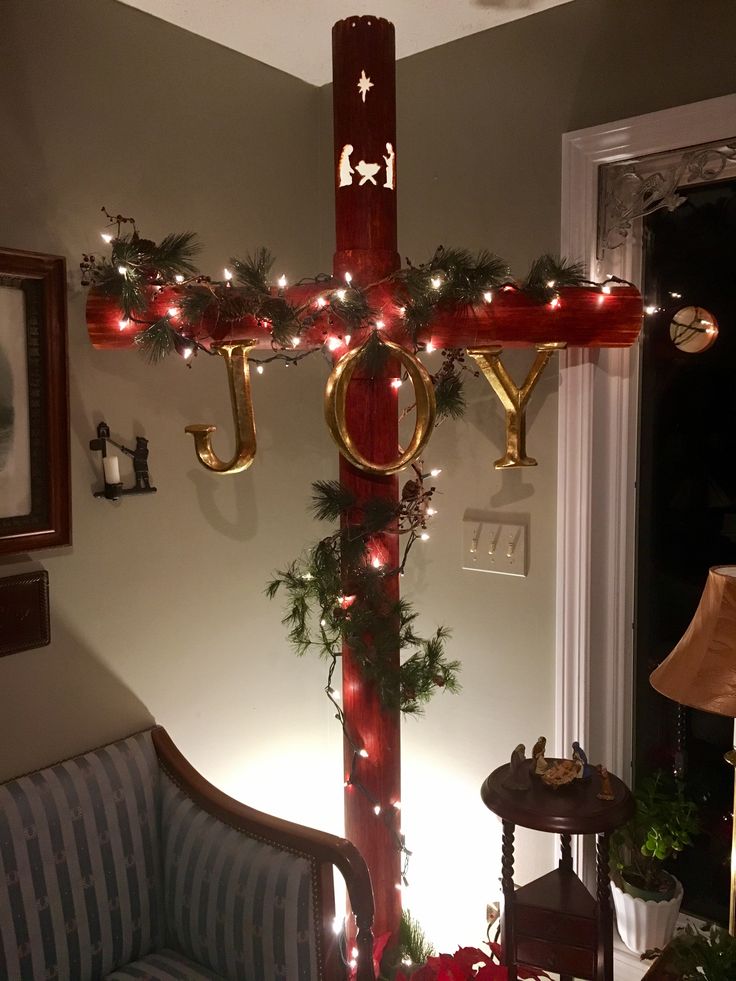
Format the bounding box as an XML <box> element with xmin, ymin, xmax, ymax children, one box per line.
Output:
<box><xmin>394</xmin><ymin>942</ymin><xmax>550</xmax><ymax>981</ymax></box>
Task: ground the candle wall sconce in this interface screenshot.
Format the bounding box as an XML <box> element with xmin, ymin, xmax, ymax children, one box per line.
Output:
<box><xmin>90</xmin><ymin>422</ymin><xmax>157</xmax><ymax>501</ymax></box>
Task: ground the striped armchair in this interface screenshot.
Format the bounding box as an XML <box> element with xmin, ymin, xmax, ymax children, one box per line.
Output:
<box><xmin>0</xmin><ymin>727</ymin><xmax>375</xmax><ymax>981</ymax></box>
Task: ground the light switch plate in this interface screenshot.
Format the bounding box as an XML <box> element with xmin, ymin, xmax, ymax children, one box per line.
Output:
<box><xmin>462</xmin><ymin>516</ymin><xmax>527</xmax><ymax>577</ymax></box>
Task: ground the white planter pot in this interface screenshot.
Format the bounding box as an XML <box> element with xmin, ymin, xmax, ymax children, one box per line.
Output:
<box><xmin>611</xmin><ymin>876</ymin><xmax>683</xmax><ymax>954</ymax></box>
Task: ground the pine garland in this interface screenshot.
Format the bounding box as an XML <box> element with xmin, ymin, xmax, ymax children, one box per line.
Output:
<box><xmin>397</xmin><ymin>911</ymin><xmax>435</xmax><ymax>972</ymax></box>
<box><xmin>266</xmin><ymin>475</ymin><xmax>461</xmax><ymax>715</ymax></box>
<box><xmin>81</xmin><ymin>212</ymin><xmax>589</xmax><ymax>376</ymax></box>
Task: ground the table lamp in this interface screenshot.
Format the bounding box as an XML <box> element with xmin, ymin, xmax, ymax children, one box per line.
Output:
<box><xmin>650</xmin><ymin>565</ymin><xmax>736</xmax><ymax>933</ymax></box>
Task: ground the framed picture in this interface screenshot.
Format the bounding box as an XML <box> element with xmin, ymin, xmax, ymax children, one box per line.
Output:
<box><xmin>0</xmin><ymin>249</ymin><xmax>70</xmax><ymax>555</ymax></box>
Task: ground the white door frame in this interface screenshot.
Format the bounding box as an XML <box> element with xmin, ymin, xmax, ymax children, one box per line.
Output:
<box><xmin>556</xmin><ymin>94</ymin><xmax>736</xmax><ymax>865</ymax></box>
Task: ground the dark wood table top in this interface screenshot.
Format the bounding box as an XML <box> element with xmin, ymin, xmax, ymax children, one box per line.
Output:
<box><xmin>481</xmin><ymin>760</ymin><xmax>634</xmax><ymax>834</ymax></box>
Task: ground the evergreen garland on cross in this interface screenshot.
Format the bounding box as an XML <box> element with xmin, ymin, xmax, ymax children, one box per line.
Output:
<box><xmin>266</xmin><ymin>473</ymin><xmax>461</xmax><ymax>715</ymax></box>
<box><xmin>80</xmin><ymin>210</ymin><xmax>587</xmax><ymax>406</ymax></box>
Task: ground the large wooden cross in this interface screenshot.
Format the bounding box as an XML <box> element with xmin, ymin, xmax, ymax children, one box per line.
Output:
<box><xmin>87</xmin><ymin>14</ymin><xmax>641</xmax><ymax>964</ymax></box>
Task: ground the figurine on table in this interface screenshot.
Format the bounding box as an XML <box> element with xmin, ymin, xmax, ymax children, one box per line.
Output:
<box><xmin>597</xmin><ymin>765</ymin><xmax>615</xmax><ymax>801</ymax></box>
<box><xmin>532</xmin><ymin>736</ymin><xmax>548</xmax><ymax>774</ymax></box>
<box><xmin>572</xmin><ymin>740</ymin><xmax>592</xmax><ymax>779</ymax></box>
<box><xmin>504</xmin><ymin>744</ymin><xmax>532</xmax><ymax>791</ymax></box>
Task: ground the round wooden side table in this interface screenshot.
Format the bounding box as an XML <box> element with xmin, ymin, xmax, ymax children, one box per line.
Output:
<box><xmin>481</xmin><ymin>760</ymin><xmax>634</xmax><ymax>981</ymax></box>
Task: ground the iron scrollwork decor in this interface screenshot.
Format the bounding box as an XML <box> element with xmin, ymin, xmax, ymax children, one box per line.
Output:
<box><xmin>0</xmin><ymin>249</ymin><xmax>70</xmax><ymax>555</ymax></box>
<box><xmin>597</xmin><ymin>138</ymin><xmax>736</xmax><ymax>257</ymax></box>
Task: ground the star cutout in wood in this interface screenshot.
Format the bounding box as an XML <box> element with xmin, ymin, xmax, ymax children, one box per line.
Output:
<box><xmin>357</xmin><ymin>69</ymin><xmax>374</xmax><ymax>103</ymax></box>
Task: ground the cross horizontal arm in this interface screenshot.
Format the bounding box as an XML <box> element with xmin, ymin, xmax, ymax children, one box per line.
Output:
<box><xmin>87</xmin><ymin>282</ymin><xmax>642</xmax><ymax>352</ymax></box>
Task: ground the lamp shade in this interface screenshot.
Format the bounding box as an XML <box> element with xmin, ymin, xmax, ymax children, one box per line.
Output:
<box><xmin>650</xmin><ymin>566</ymin><xmax>736</xmax><ymax>717</ymax></box>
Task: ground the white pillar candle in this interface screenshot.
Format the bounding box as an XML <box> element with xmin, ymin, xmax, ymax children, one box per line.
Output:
<box><xmin>103</xmin><ymin>455</ymin><xmax>120</xmax><ymax>484</ymax></box>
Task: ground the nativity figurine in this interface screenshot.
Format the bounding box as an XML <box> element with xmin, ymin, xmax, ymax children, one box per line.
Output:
<box><xmin>572</xmin><ymin>740</ymin><xmax>592</xmax><ymax>779</ymax></box>
<box><xmin>504</xmin><ymin>743</ymin><xmax>532</xmax><ymax>791</ymax></box>
<box><xmin>597</xmin><ymin>764</ymin><xmax>615</xmax><ymax>801</ymax></box>
<box><xmin>532</xmin><ymin>735</ymin><xmax>549</xmax><ymax>774</ymax></box>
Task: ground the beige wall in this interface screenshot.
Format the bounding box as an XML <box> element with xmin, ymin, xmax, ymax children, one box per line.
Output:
<box><xmin>1</xmin><ymin>0</ymin><xmax>735</xmax><ymax>951</ymax></box>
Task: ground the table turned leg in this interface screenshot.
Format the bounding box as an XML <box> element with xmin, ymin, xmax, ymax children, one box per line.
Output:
<box><xmin>501</xmin><ymin>820</ymin><xmax>517</xmax><ymax>981</ymax></box>
<box><xmin>596</xmin><ymin>832</ymin><xmax>613</xmax><ymax>981</ymax></box>
<box><xmin>559</xmin><ymin>832</ymin><xmax>573</xmax><ymax>873</ymax></box>
<box><xmin>559</xmin><ymin>830</ymin><xmax>575</xmax><ymax>979</ymax></box>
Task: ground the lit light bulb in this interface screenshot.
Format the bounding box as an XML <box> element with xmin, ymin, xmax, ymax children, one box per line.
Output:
<box><xmin>371</xmin><ymin>556</ymin><xmax>382</xmax><ymax>569</ymax></box>
<box><xmin>670</xmin><ymin>291</ymin><xmax>682</xmax><ymax>299</ymax></box>
<box><xmin>344</xmin><ymin>334</ymin><xmax>351</xmax><ymax>345</ymax></box>
<box><xmin>117</xmin><ymin>265</ymin><xmax>128</xmax><ymax>276</ymax></box>
<box><xmin>425</xmin><ymin>341</ymin><xmax>435</xmax><ymax>353</ymax></box>
<box><xmin>426</xmin><ymin>507</ymin><xmax>436</xmax><ymax>516</ymax></box>
<box><xmin>549</xmin><ymin>296</ymin><xmax>560</xmax><ymax>309</ymax></box>
<box><xmin>547</xmin><ymin>279</ymin><xmax>556</xmax><ymax>289</ymax></box>
<box><xmin>391</xmin><ymin>378</ymin><xmax>402</xmax><ymax>389</ymax></box>
<box><xmin>167</xmin><ymin>307</ymin><xmax>178</xmax><ymax>318</ymax></box>
<box><xmin>182</xmin><ymin>347</ymin><xmax>193</xmax><ymax>360</ymax></box>
<box><xmin>101</xmin><ymin>233</ymin><xmax>113</xmax><ymax>244</ymax></box>
<box><xmin>373</xmin><ymin>805</ymin><xmax>381</xmax><ymax>816</ymax></box>
<box><xmin>420</xmin><ymin>532</ymin><xmax>430</xmax><ymax>541</ymax></box>
<box><xmin>392</xmin><ymin>800</ymin><xmax>402</xmax><ymax>810</ymax></box>
<box><xmin>256</xmin><ymin>364</ymin><xmax>264</xmax><ymax>374</ymax></box>
<box><xmin>224</xmin><ymin>268</ymin><xmax>233</xmax><ymax>281</ymax></box>
<box><xmin>375</xmin><ymin>319</ymin><xmax>385</xmax><ymax>330</ymax></box>
<box><xmin>645</xmin><ymin>305</ymin><xmax>657</xmax><ymax>315</ymax></box>
<box><xmin>358</xmin><ymin>748</ymin><xmax>369</xmax><ymax>758</ymax></box>
<box><xmin>430</xmin><ymin>468</ymin><xmax>442</xmax><ymax>477</ymax></box>
<box><xmin>327</xmin><ymin>336</ymin><xmax>342</xmax><ymax>352</ymax></box>
<box><xmin>278</xmin><ymin>274</ymin><xmax>287</xmax><ymax>289</ymax></box>
<box><xmin>317</xmin><ymin>296</ymin><xmax>327</xmax><ymax>308</ymax></box>
<box><xmin>483</xmin><ymin>291</ymin><xmax>493</xmax><ymax>303</ymax></box>
<box><xmin>320</xmin><ymin>618</ymin><xmax>326</xmax><ymax>626</ymax></box>
<box><xmin>398</xmin><ymin>306</ymin><xmax>406</xmax><ymax>316</ymax></box>
<box><xmin>351</xmin><ymin>949</ymin><xmax>359</xmax><ymax>959</ymax></box>
<box><xmin>601</xmin><ymin>283</ymin><xmax>611</xmax><ymax>294</ymax></box>
<box><xmin>430</xmin><ymin>275</ymin><xmax>442</xmax><ymax>289</ymax></box>
<box><xmin>344</xmin><ymin>271</ymin><xmax>352</xmax><ymax>284</ymax></box>
<box><xmin>175</xmin><ymin>274</ymin><xmax>185</xmax><ymax>283</ymax></box>
<box><xmin>118</xmin><ymin>318</ymin><xmax>130</xmax><ymax>331</ymax></box>
<box><xmin>336</xmin><ymin>288</ymin><xmax>347</xmax><ymax>301</ymax></box>
<box><xmin>292</xmin><ymin>337</ymin><xmax>301</xmax><ymax>347</ymax></box>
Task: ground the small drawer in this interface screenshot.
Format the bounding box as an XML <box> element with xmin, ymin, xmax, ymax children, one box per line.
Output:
<box><xmin>516</xmin><ymin>935</ymin><xmax>596</xmax><ymax>979</ymax></box>
<box><xmin>515</xmin><ymin>904</ymin><xmax>597</xmax><ymax>946</ymax></box>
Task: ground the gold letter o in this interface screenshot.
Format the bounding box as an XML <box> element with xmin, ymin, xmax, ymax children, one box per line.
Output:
<box><xmin>324</xmin><ymin>337</ymin><xmax>436</xmax><ymax>475</ymax></box>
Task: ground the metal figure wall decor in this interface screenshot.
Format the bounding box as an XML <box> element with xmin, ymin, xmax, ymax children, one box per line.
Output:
<box><xmin>90</xmin><ymin>421</ymin><xmax>157</xmax><ymax>500</ymax></box>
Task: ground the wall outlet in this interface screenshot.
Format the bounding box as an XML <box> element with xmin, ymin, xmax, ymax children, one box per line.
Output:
<box><xmin>486</xmin><ymin>901</ymin><xmax>500</xmax><ymax>925</ymax></box>
<box><xmin>462</xmin><ymin>517</ymin><xmax>527</xmax><ymax>577</ymax></box>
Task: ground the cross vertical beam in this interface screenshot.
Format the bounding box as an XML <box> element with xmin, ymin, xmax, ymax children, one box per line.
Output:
<box><xmin>332</xmin><ymin>16</ymin><xmax>402</xmax><ymax>944</ymax></box>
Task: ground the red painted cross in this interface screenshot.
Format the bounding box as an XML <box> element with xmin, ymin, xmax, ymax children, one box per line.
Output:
<box><xmin>87</xmin><ymin>15</ymin><xmax>641</xmax><ymax>966</ymax></box>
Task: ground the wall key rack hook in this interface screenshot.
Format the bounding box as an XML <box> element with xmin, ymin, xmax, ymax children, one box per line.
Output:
<box><xmin>90</xmin><ymin>421</ymin><xmax>157</xmax><ymax>501</ymax></box>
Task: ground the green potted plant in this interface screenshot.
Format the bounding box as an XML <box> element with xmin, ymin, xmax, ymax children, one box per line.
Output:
<box><xmin>610</xmin><ymin>772</ymin><xmax>699</xmax><ymax>953</ymax></box>
<box><xmin>649</xmin><ymin>923</ymin><xmax>736</xmax><ymax>980</ymax></box>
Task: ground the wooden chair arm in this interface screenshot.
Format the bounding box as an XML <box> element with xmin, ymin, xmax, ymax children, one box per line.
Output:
<box><xmin>151</xmin><ymin>726</ymin><xmax>376</xmax><ymax>981</ymax></box>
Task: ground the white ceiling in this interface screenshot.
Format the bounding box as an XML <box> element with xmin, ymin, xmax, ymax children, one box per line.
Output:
<box><xmin>116</xmin><ymin>0</ymin><xmax>575</xmax><ymax>86</ymax></box>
